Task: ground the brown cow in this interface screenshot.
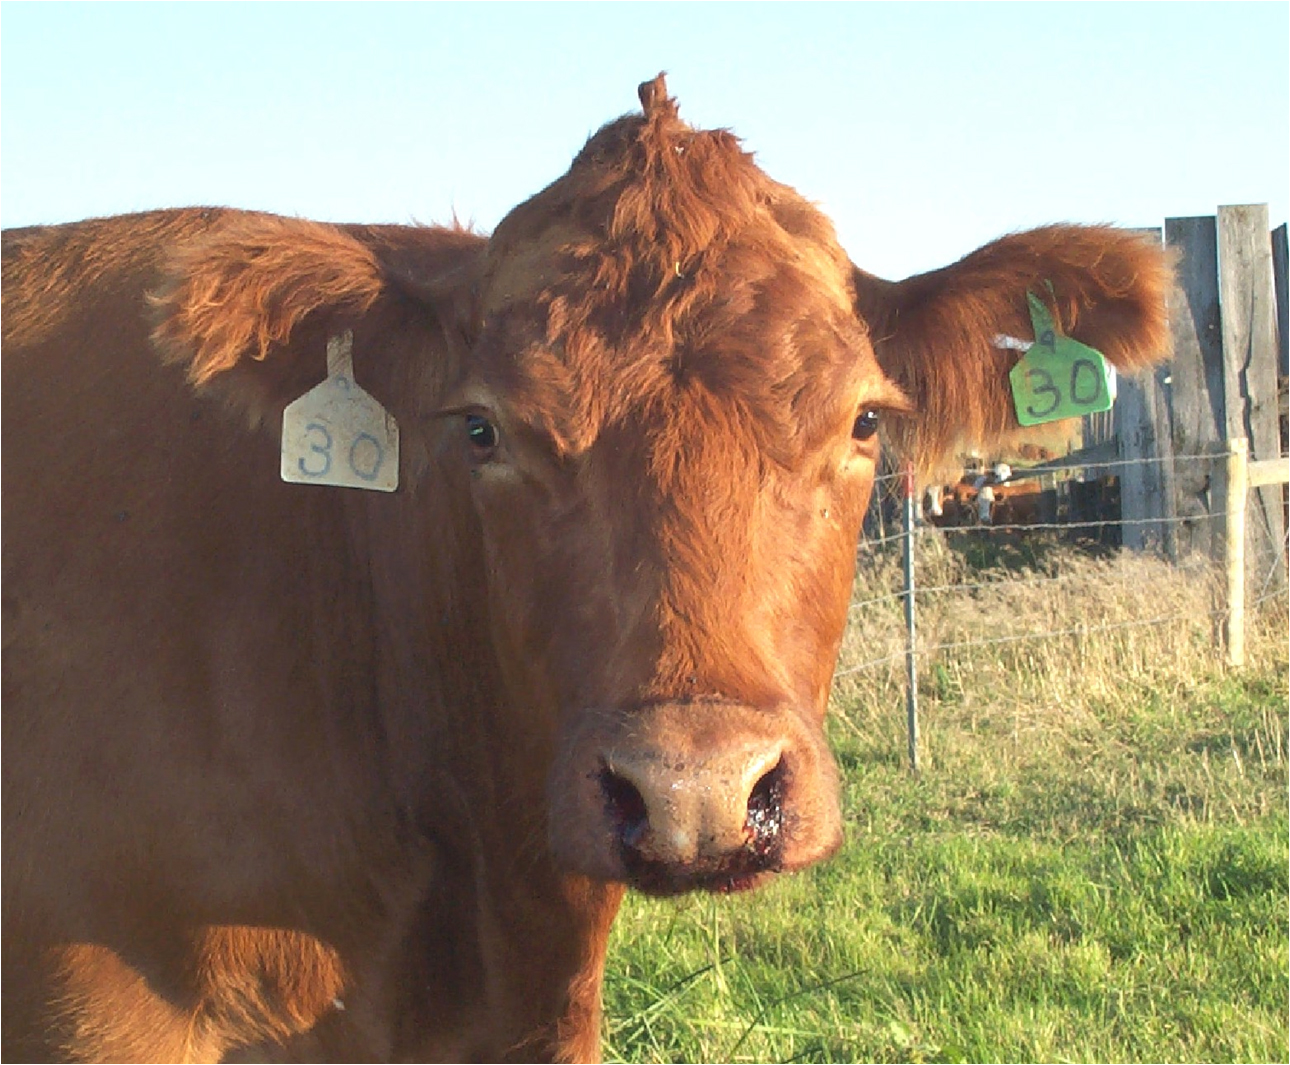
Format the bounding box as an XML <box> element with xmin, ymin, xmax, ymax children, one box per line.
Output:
<box><xmin>1</xmin><ymin>76</ymin><xmax>1171</xmax><ymax>1062</ymax></box>
<box><xmin>991</xmin><ymin>479</ymin><xmax>1057</xmax><ymax>527</ymax></box>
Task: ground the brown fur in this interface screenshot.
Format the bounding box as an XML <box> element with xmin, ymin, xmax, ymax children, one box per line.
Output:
<box><xmin>3</xmin><ymin>75</ymin><xmax>1171</xmax><ymax>1062</ymax></box>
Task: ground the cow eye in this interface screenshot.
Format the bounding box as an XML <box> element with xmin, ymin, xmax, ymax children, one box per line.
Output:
<box><xmin>465</xmin><ymin>413</ymin><xmax>499</xmax><ymax>456</ymax></box>
<box><xmin>852</xmin><ymin>410</ymin><xmax>880</xmax><ymax>442</ymax></box>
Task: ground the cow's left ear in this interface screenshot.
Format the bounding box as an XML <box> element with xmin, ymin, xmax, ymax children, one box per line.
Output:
<box><xmin>151</xmin><ymin>213</ymin><xmax>485</xmax><ymax>427</ymax></box>
<box><xmin>852</xmin><ymin>225</ymin><xmax>1174</xmax><ymax>475</ymax></box>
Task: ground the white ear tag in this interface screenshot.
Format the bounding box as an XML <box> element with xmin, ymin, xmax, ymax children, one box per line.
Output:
<box><xmin>281</xmin><ymin>331</ymin><xmax>399</xmax><ymax>492</ymax></box>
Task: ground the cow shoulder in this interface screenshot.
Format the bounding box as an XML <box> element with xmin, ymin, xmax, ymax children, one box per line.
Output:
<box><xmin>853</xmin><ymin>225</ymin><xmax>1173</xmax><ymax>474</ymax></box>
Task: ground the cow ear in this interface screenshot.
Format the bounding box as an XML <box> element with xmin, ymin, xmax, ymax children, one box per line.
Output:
<box><xmin>852</xmin><ymin>225</ymin><xmax>1173</xmax><ymax>476</ymax></box>
<box><xmin>150</xmin><ymin>214</ymin><xmax>484</xmax><ymax>426</ymax></box>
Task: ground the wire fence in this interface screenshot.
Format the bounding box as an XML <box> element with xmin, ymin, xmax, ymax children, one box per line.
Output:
<box><xmin>831</xmin><ymin>445</ymin><xmax>1290</xmax><ymax>770</ymax></box>
<box><xmin>859</xmin><ymin>509</ymin><xmax>1232</xmax><ymax>551</ymax></box>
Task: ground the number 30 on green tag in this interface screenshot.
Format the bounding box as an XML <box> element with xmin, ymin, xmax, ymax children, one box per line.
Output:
<box><xmin>1008</xmin><ymin>293</ymin><xmax>1115</xmax><ymax>427</ymax></box>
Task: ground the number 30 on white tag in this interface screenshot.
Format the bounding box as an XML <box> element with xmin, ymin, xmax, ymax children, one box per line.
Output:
<box><xmin>281</xmin><ymin>332</ymin><xmax>399</xmax><ymax>492</ymax></box>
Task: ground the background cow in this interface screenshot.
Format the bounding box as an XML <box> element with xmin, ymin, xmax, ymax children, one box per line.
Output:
<box><xmin>2</xmin><ymin>76</ymin><xmax>1171</xmax><ymax>1062</ymax></box>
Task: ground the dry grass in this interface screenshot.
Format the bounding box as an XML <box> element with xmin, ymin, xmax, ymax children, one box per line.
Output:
<box><xmin>834</xmin><ymin>530</ymin><xmax>1286</xmax><ymax>764</ymax></box>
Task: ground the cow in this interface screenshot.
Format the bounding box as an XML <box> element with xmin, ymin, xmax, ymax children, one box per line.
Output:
<box><xmin>923</xmin><ymin>476</ymin><xmax>984</xmax><ymax>528</ymax></box>
<box><xmin>991</xmin><ymin>478</ymin><xmax>1057</xmax><ymax>528</ymax></box>
<box><xmin>1</xmin><ymin>75</ymin><xmax>1172</xmax><ymax>1062</ymax></box>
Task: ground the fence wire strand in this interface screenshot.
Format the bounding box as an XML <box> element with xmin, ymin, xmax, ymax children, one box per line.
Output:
<box><xmin>833</xmin><ymin>602</ymin><xmax>1235</xmax><ymax>680</ymax></box>
<box><xmin>847</xmin><ymin>559</ymin><xmax>1217</xmax><ymax>615</ymax></box>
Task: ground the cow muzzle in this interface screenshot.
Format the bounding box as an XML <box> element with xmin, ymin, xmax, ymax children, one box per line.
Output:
<box><xmin>547</xmin><ymin>699</ymin><xmax>843</xmax><ymax>896</ymax></box>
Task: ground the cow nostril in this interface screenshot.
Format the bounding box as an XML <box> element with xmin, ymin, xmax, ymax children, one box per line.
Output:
<box><xmin>745</xmin><ymin>756</ymin><xmax>786</xmax><ymax>857</ymax></box>
<box><xmin>600</xmin><ymin>766</ymin><xmax>649</xmax><ymax>849</ymax></box>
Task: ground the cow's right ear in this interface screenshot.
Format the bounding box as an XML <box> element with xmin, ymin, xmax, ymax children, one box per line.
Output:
<box><xmin>151</xmin><ymin>213</ymin><xmax>485</xmax><ymax>427</ymax></box>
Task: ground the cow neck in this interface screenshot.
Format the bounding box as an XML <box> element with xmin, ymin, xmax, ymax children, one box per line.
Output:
<box><xmin>350</xmin><ymin>466</ymin><xmax>554</xmax><ymax>851</ymax></box>
<box><xmin>343</xmin><ymin>471</ymin><xmax>624</xmax><ymax>1059</ymax></box>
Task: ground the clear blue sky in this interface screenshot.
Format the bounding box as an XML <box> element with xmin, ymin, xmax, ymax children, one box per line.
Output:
<box><xmin>2</xmin><ymin>2</ymin><xmax>1286</xmax><ymax>279</ymax></box>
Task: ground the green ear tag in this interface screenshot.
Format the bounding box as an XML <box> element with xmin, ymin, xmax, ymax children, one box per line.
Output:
<box><xmin>1008</xmin><ymin>293</ymin><xmax>1114</xmax><ymax>426</ymax></box>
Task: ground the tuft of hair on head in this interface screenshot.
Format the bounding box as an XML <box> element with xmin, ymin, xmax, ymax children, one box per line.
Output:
<box><xmin>637</xmin><ymin>73</ymin><xmax>679</xmax><ymax>122</ymax></box>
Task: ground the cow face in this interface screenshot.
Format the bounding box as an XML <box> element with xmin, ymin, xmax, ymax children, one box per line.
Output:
<box><xmin>153</xmin><ymin>76</ymin><xmax>1170</xmax><ymax>900</ymax></box>
<box><xmin>438</xmin><ymin>80</ymin><xmax>908</xmax><ymax>894</ymax></box>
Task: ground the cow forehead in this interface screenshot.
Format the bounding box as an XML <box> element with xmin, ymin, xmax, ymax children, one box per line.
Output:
<box><xmin>469</xmin><ymin>243</ymin><xmax>885</xmax><ymax>462</ymax></box>
<box><xmin>480</xmin><ymin>110</ymin><xmax>856</xmax><ymax>319</ymax></box>
<box><xmin>479</xmin><ymin>195</ymin><xmax>856</xmax><ymax>319</ymax></box>
<box><xmin>463</xmin><ymin>111</ymin><xmax>890</xmax><ymax>457</ymax></box>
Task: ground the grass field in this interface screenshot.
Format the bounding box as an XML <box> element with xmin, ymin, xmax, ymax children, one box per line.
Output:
<box><xmin>601</xmin><ymin>537</ymin><xmax>1289</xmax><ymax>1064</ymax></box>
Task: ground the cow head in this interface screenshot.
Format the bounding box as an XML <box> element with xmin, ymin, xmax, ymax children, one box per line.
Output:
<box><xmin>153</xmin><ymin>75</ymin><xmax>1171</xmax><ymax>897</ymax></box>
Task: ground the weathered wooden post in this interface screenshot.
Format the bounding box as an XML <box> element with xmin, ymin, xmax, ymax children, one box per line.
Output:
<box><xmin>1212</xmin><ymin>437</ymin><xmax>1249</xmax><ymax>667</ymax></box>
<box><xmin>1164</xmin><ymin>215</ymin><xmax>1225</xmax><ymax>558</ymax></box>
<box><xmin>1116</xmin><ymin>368</ymin><xmax>1177</xmax><ymax>555</ymax></box>
<box><xmin>1118</xmin><ymin>227</ymin><xmax>1177</xmax><ymax>556</ymax></box>
<box><xmin>1217</xmin><ymin>205</ymin><xmax>1286</xmax><ymax>593</ymax></box>
<box><xmin>1207</xmin><ymin>439</ymin><xmax>1289</xmax><ymax>669</ymax></box>
<box><xmin>1273</xmin><ymin>223</ymin><xmax>1288</xmax><ymax>377</ymax></box>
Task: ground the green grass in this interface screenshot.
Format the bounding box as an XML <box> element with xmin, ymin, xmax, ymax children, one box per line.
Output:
<box><xmin>602</xmin><ymin>543</ymin><xmax>1289</xmax><ymax>1063</ymax></box>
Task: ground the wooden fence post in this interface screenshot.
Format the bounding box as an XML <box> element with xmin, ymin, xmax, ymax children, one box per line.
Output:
<box><xmin>1217</xmin><ymin>205</ymin><xmax>1286</xmax><ymax>593</ymax></box>
<box><xmin>1211</xmin><ymin>438</ymin><xmax>1249</xmax><ymax>667</ymax></box>
<box><xmin>1116</xmin><ymin>368</ymin><xmax>1177</xmax><ymax>556</ymax></box>
<box><xmin>1118</xmin><ymin>227</ymin><xmax>1177</xmax><ymax>556</ymax></box>
<box><xmin>1271</xmin><ymin>222</ymin><xmax>1288</xmax><ymax>377</ymax></box>
<box><xmin>1164</xmin><ymin>216</ymin><xmax>1226</xmax><ymax>558</ymax></box>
